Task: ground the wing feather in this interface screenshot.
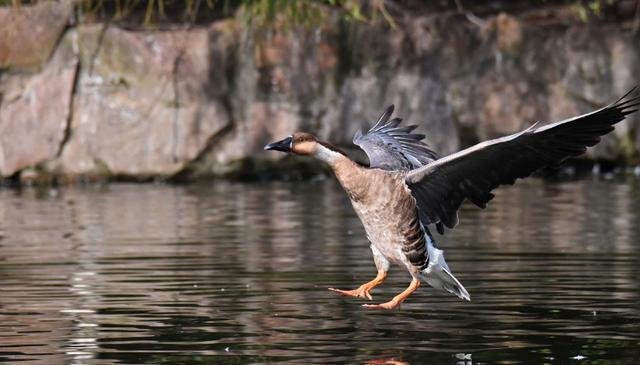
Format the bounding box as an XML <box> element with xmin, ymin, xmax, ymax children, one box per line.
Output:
<box><xmin>406</xmin><ymin>87</ymin><xmax>640</xmax><ymax>231</ymax></box>
<box><xmin>353</xmin><ymin>105</ymin><xmax>437</xmax><ymax>171</ymax></box>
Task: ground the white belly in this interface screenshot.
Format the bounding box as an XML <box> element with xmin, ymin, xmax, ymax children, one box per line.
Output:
<box><xmin>350</xmin><ymin>199</ymin><xmax>408</xmax><ymax>265</ymax></box>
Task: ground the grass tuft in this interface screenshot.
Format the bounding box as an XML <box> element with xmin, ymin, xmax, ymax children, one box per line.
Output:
<box><xmin>0</xmin><ymin>0</ymin><xmax>397</xmax><ymax>28</ymax></box>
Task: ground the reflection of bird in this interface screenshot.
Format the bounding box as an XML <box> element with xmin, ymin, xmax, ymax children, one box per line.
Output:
<box><xmin>264</xmin><ymin>88</ymin><xmax>639</xmax><ymax>309</ymax></box>
<box><xmin>365</xmin><ymin>358</ymin><xmax>410</xmax><ymax>365</ymax></box>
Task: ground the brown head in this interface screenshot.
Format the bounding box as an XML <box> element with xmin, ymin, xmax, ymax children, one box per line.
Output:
<box><xmin>264</xmin><ymin>132</ymin><xmax>319</xmax><ymax>156</ymax></box>
<box><xmin>264</xmin><ymin>133</ymin><xmax>350</xmax><ymax>165</ymax></box>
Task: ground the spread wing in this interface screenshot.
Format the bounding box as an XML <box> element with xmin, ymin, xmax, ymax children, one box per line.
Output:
<box><xmin>406</xmin><ymin>87</ymin><xmax>640</xmax><ymax>231</ymax></box>
<box><xmin>353</xmin><ymin>105</ymin><xmax>437</xmax><ymax>171</ymax></box>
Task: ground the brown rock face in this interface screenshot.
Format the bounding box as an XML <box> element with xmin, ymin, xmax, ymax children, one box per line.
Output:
<box><xmin>0</xmin><ymin>1</ymin><xmax>72</xmax><ymax>69</ymax></box>
<box><xmin>1</xmin><ymin>4</ymin><xmax>639</xmax><ymax>181</ymax></box>
<box><xmin>0</xmin><ymin>41</ymin><xmax>77</xmax><ymax>177</ymax></box>
<box><xmin>54</xmin><ymin>25</ymin><xmax>231</xmax><ymax>177</ymax></box>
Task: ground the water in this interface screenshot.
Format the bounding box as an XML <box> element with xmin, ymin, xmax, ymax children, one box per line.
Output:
<box><xmin>0</xmin><ymin>177</ymin><xmax>639</xmax><ymax>365</ymax></box>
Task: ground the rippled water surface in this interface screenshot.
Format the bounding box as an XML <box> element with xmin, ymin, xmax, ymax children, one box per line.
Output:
<box><xmin>1</xmin><ymin>177</ymin><xmax>639</xmax><ymax>364</ymax></box>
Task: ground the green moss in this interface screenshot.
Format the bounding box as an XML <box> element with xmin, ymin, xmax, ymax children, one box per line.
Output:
<box><xmin>113</xmin><ymin>76</ymin><xmax>130</xmax><ymax>88</ymax></box>
<box><xmin>93</xmin><ymin>158</ymin><xmax>113</xmax><ymax>177</ymax></box>
<box><xmin>163</xmin><ymin>99</ymin><xmax>179</xmax><ymax>108</ymax></box>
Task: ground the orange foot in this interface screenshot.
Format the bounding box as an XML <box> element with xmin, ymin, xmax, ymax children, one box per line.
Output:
<box><xmin>328</xmin><ymin>286</ymin><xmax>374</xmax><ymax>300</ymax></box>
<box><xmin>362</xmin><ymin>278</ymin><xmax>421</xmax><ymax>310</ymax></box>
<box><xmin>362</xmin><ymin>301</ymin><xmax>401</xmax><ymax>310</ymax></box>
<box><xmin>328</xmin><ymin>270</ymin><xmax>387</xmax><ymax>301</ymax></box>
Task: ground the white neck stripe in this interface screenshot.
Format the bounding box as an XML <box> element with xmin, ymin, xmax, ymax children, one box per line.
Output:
<box><xmin>314</xmin><ymin>143</ymin><xmax>340</xmax><ymax>163</ymax></box>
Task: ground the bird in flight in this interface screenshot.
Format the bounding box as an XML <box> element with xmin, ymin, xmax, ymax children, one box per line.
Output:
<box><xmin>264</xmin><ymin>88</ymin><xmax>639</xmax><ymax>309</ymax></box>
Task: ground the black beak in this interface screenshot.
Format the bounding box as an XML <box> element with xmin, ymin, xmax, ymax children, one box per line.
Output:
<box><xmin>264</xmin><ymin>136</ymin><xmax>292</xmax><ymax>152</ymax></box>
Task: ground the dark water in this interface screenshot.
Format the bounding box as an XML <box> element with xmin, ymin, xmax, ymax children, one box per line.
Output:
<box><xmin>1</xmin><ymin>177</ymin><xmax>639</xmax><ymax>365</ymax></box>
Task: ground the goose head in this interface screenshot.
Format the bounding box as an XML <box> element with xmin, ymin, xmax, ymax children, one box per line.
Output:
<box><xmin>264</xmin><ymin>132</ymin><xmax>320</xmax><ymax>156</ymax></box>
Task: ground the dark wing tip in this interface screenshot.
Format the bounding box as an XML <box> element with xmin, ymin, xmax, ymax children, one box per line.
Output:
<box><xmin>371</xmin><ymin>104</ymin><xmax>396</xmax><ymax>130</ymax></box>
<box><xmin>613</xmin><ymin>85</ymin><xmax>639</xmax><ymax>105</ymax></box>
<box><xmin>611</xmin><ymin>86</ymin><xmax>640</xmax><ymax>116</ymax></box>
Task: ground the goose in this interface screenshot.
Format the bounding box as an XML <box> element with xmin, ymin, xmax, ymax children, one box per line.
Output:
<box><xmin>264</xmin><ymin>88</ymin><xmax>639</xmax><ymax>309</ymax></box>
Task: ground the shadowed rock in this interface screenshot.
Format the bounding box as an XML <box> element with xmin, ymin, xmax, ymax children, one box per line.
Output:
<box><xmin>0</xmin><ymin>1</ymin><xmax>72</xmax><ymax>69</ymax></box>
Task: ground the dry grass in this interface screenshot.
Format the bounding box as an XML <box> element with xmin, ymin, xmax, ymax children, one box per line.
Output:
<box><xmin>0</xmin><ymin>0</ymin><xmax>396</xmax><ymax>27</ymax></box>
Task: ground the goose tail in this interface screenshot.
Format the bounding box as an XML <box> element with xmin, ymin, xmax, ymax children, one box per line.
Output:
<box><xmin>421</xmin><ymin>237</ymin><xmax>470</xmax><ymax>301</ymax></box>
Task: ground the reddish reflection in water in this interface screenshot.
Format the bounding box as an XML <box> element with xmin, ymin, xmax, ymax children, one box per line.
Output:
<box><xmin>366</xmin><ymin>358</ymin><xmax>410</xmax><ymax>365</ymax></box>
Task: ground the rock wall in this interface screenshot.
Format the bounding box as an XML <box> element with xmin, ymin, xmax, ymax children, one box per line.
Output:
<box><xmin>1</xmin><ymin>2</ymin><xmax>639</xmax><ymax>181</ymax></box>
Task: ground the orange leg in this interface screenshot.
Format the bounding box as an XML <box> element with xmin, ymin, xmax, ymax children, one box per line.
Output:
<box><xmin>362</xmin><ymin>278</ymin><xmax>421</xmax><ymax>310</ymax></box>
<box><xmin>328</xmin><ymin>270</ymin><xmax>387</xmax><ymax>300</ymax></box>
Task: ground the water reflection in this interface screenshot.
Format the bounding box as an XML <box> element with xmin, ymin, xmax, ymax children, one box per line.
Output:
<box><xmin>366</xmin><ymin>358</ymin><xmax>410</xmax><ymax>365</ymax></box>
<box><xmin>0</xmin><ymin>178</ymin><xmax>639</xmax><ymax>364</ymax></box>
